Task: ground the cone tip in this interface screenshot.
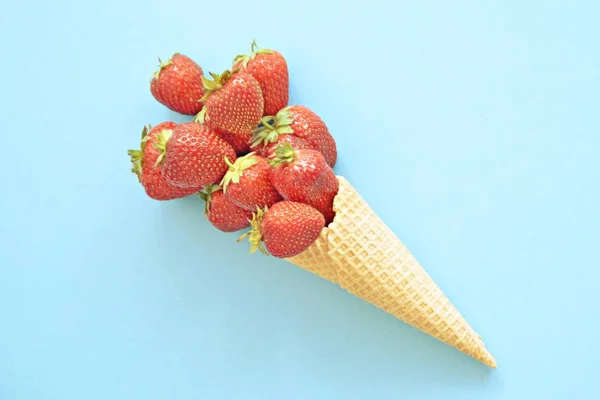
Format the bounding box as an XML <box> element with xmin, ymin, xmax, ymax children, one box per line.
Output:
<box><xmin>479</xmin><ymin>347</ymin><xmax>497</xmax><ymax>369</ymax></box>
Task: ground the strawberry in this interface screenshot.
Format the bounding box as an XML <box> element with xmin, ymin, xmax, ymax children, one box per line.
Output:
<box><xmin>251</xmin><ymin>105</ymin><xmax>337</xmax><ymax>167</ymax></box>
<box><xmin>127</xmin><ymin>123</ymin><xmax>201</xmax><ymax>200</ymax></box>
<box><xmin>150</xmin><ymin>53</ymin><xmax>205</xmax><ymax>115</ymax></box>
<box><xmin>215</xmin><ymin>127</ymin><xmax>251</xmax><ymax>156</ymax></box>
<box><xmin>154</xmin><ymin>121</ymin><xmax>236</xmax><ymax>188</ymax></box>
<box><xmin>199</xmin><ymin>184</ymin><xmax>253</xmax><ymax>232</ymax></box>
<box><xmin>193</xmin><ymin>112</ymin><xmax>251</xmax><ymax>156</ymax></box>
<box><xmin>253</xmin><ymin>131</ymin><xmax>309</xmax><ymax>160</ymax></box>
<box><xmin>199</xmin><ymin>70</ymin><xmax>264</xmax><ymax>136</ymax></box>
<box><xmin>233</xmin><ymin>40</ymin><xmax>289</xmax><ymax>116</ymax></box>
<box><xmin>220</xmin><ymin>153</ymin><xmax>281</xmax><ymax>211</ymax></box>
<box><xmin>269</xmin><ymin>143</ymin><xmax>338</xmax><ymax>225</ymax></box>
<box><xmin>238</xmin><ymin>202</ymin><xmax>324</xmax><ymax>258</ymax></box>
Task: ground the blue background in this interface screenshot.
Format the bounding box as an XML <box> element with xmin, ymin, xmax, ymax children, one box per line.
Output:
<box><xmin>1</xmin><ymin>1</ymin><xmax>599</xmax><ymax>398</ymax></box>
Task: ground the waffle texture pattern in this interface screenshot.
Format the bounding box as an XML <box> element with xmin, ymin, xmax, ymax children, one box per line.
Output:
<box><xmin>287</xmin><ymin>176</ymin><xmax>496</xmax><ymax>368</ymax></box>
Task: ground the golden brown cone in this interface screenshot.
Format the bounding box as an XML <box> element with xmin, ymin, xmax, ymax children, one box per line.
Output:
<box><xmin>286</xmin><ymin>176</ymin><xmax>496</xmax><ymax>368</ymax></box>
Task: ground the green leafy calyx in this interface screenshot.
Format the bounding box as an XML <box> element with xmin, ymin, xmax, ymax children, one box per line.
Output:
<box><xmin>275</xmin><ymin>106</ymin><xmax>295</xmax><ymax>127</ymax></box>
<box><xmin>152</xmin><ymin>54</ymin><xmax>178</xmax><ymax>80</ymax></box>
<box><xmin>220</xmin><ymin>153</ymin><xmax>259</xmax><ymax>192</ymax></box>
<box><xmin>232</xmin><ymin>40</ymin><xmax>274</xmax><ymax>69</ymax></box>
<box><xmin>199</xmin><ymin>184</ymin><xmax>222</xmax><ymax>216</ymax></box>
<box><xmin>127</xmin><ymin>125</ymin><xmax>152</xmax><ymax>177</ymax></box>
<box><xmin>250</xmin><ymin>117</ymin><xmax>277</xmax><ymax>147</ymax></box>
<box><xmin>128</xmin><ymin>149</ymin><xmax>142</xmax><ymax>177</ymax></box>
<box><xmin>153</xmin><ymin>129</ymin><xmax>173</xmax><ymax>167</ymax></box>
<box><xmin>237</xmin><ymin>206</ymin><xmax>268</xmax><ymax>255</ymax></box>
<box><xmin>269</xmin><ymin>142</ymin><xmax>296</xmax><ymax>167</ymax></box>
<box><xmin>194</xmin><ymin>108</ymin><xmax>207</xmax><ymax>124</ymax></box>
<box><xmin>200</xmin><ymin>70</ymin><xmax>233</xmax><ymax>102</ymax></box>
<box><xmin>250</xmin><ymin>109</ymin><xmax>295</xmax><ymax>148</ymax></box>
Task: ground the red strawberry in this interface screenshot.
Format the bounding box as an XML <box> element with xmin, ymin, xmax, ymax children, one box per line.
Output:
<box><xmin>251</xmin><ymin>105</ymin><xmax>337</xmax><ymax>167</ymax></box>
<box><xmin>269</xmin><ymin>143</ymin><xmax>338</xmax><ymax>225</ymax></box>
<box><xmin>150</xmin><ymin>53</ymin><xmax>205</xmax><ymax>115</ymax></box>
<box><xmin>233</xmin><ymin>40</ymin><xmax>289</xmax><ymax>116</ymax></box>
<box><xmin>215</xmin><ymin>127</ymin><xmax>251</xmax><ymax>156</ymax></box>
<box><xmin>220</xmin><ymin>153</ymin><xmax>281</xmax><ymax>211</ymax></box>
<box><xmin>199</xmin><ymin>184</ymin><xmax>253</xmax><ymax>232</ymax></box>
<box><xmin>199</xmin><ymin>70</ymin><xmax>264</xmax><ymax>136</ymax></box>
<box><xmin>253</xmin><ymin>131</ymin><xmax>309</xmax><ymax>159</ymax></box>
<box><xmin>154</xmin><ymin>121</ymin><xmax>236</xmax><ymax>188</ymax></box>
<box><xmin>127</xmin><ymin>123</ymin><xmax>201</xmax><ymax>200</ymax></box>
<box><xmin>193</xmin><ymin>112</ymin><xmax>252</xmax><ymax>156</ymax></box>
<box><xmin>238</xmin><ymin>202</ymin><xmax>324</xmax><ymax>258</ymax></box>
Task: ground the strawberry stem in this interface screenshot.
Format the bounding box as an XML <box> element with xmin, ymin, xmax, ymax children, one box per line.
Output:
<box><xmin>251</xmin><ymin>40</ymin><xmax>273</xmax><ymax>55</ymax></box>
<box><xmin>127</xmin><ymin>125</ymin><xmax>151</xmax><ymax>177</ymax></box>
<box><xmin>237</xmin><ymin>207</ymin><xmax>268</xmax><ymax>255</ymax></box>
<box><xmin>199</xmin><ymin>184</ymin><xmax>222</xmax><ymax>216</ymax></box>
<box><xmin>260</xmin><ymin>116</ymin><xmax>275</xmax><ymax>126</ymax></box>
<box><xmin>200</xmin><ymin>70</ymin><xmax>233</xmax><ymax>102</ymax></box>
<box><xmin>251</xmin><ymin>107</ymin><xmax>296</xmax><ymax>149</ymax></box>
<box><xmin>127</xmin><ymin>149</ymin><xmax>142</xmax><ymax>177</ymax></box>
<box><xmin>220</xmin><ymin>153</ymin><xmax>259</xmax><ymax>192</ymax></box>
<box><xmin>152</xmin><ymin>55</ymin><xmax>175</xmax><ymax>80</ymax></box>
<box><xmin>233</xmin><ymin>40</ymin><xmax>273</xmax><ymax>69</ymax></box>
<box><xmin>274</xmin><ymin>107</ymin><xmax>295</xmax><ymax>129</ymax></box>
<box><xmin>194</xmin><ymin>108</ymin><xmax>207</xmax><ymax>124</ymax></box>
<box><xmin>269</xmin><ymin>142</ymin><xmax>296</xmax><ymax>167</ymax></box>
<box><xmin>153</xmin><ymin>129</ymin><xmax>173</xmax><ymax>167</ymax></box>
<box><xmin>223</xmin><ymin>156</ymin><xmax>236</xmax><ymax>169</ymax></box>
<box><xmin>250</xmin><ymin>116</ymin><xmax>281</xmax><ymax>148</ymax></box>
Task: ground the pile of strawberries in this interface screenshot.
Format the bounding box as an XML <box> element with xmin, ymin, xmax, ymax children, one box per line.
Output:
<box><xmin>128</xmin><ymin>41</ymin><xmax>338</xmax><ymax>258</ymax></box>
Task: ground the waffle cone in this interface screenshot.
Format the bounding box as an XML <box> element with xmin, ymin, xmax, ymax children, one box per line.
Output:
<box><xmin>286</xmin><ymin>176</ymin><xmax>496</xmax><ymax>368</ymax></box>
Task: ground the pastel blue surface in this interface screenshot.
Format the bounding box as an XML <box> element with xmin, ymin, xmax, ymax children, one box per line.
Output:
<box><xmin>1</xmin><ymin>1</ymin><xmax>599</xmax><ymax>398</ymax></box>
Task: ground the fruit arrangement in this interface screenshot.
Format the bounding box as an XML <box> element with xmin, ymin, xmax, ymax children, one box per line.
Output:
<box><xmin>127</xmin><ymin>41</ymin><xmax>497</xmax><ymax>368</ymax></box>
<box><xmin>129</xmin><ymin>40</ymin><xmax>336</xmax><ymax>258</ymax></box>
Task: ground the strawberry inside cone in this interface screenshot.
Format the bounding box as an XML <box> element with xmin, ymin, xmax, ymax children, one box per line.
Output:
<box><xmin>238</xmin><ymin>202</ymin><xmax>325</xmax><ymax>258</ymax></box>
<box><xmin>269</xmin><ymin>142</ymin><xmax>338</xmax><ymax>225</ymax></box>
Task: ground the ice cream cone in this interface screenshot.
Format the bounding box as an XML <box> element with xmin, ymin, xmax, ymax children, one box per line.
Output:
<box><xmin>286</xmin><ymin>176</ymin><xmax>496</xmax><ymax>368</ymax></box>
